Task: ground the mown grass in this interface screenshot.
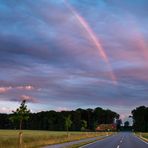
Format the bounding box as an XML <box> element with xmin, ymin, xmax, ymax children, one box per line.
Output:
<box><xmin>0</xmin><ymin>130</ymin><xmax>113</xmax><ymax>148</ymax></box>
<box><xmin>135</xmin><ymin>132</ymin><xmax>148</xmax><ymax>142</ymax></box>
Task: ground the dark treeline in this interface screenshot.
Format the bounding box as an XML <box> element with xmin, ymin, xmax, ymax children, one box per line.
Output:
<box><xmin>1</xmin><ymin>106</ymin><xmax>147</xmax><ymax>132</ymax></box>
<box><xmin>132</xmin><ymin>106</ymin><xmax>148</xmax><ymax>132</ymax></box>
<box><xmin>0</xmin><ymin>107</ymin><xmax>119</xmax><ymax>131</ymax></box>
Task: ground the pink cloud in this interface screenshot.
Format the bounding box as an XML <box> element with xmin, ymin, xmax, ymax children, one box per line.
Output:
<box><xmin>0</xmin><ymin>86</ymin><xmax>12</xmax><ymax>94</ymax></box>
<box><xmin>16</xmin><ymin>85</ymin><xmax>35</xmax><ymax>91</ymax></box>
<box><xmin>0</xmin><ymin>85</ymin><xmax>35</xmax><ymax>94</ymax></box>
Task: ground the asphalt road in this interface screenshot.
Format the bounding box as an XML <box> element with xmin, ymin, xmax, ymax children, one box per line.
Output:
<box><xmin>43</xmin><ymin>135</ymin><xmax>106</xmax><ymax>148</ymax></box>
<box><xmin>81</xmin><ymin>132</ymin><xmax>148</xmax><ymax>148</ymax></box>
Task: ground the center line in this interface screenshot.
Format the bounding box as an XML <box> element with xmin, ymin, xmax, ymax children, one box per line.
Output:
<box><xmin>117</xmin><ymin>145</ymin><xmax>120</xmax><ymax>148</ymax></box>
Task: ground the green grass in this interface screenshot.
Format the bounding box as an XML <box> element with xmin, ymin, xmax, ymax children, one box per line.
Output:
<box><xmin>0</xmin><ymin>130</ymin><xmax>113</xmax><ymax>148</ymax></box>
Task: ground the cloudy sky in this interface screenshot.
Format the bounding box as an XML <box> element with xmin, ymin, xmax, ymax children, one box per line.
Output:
<box><xmin>0</xmin><ymin>0</ymin><xmax>148</xmax><ymax>119</ymax></box>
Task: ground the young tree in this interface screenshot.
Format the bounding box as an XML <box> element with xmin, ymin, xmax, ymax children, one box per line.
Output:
<box><xmin>65</xmin><ymin>115</ymin><xmax>72</xmax><ymax>137</ymax></box>
<box><xmin>10</xmin><ymin>100</ymin><xmax>30</xmax><ymax>130</ymax></box>
<box><xmin>81</xmin><ymin>120</ymin><xmax>87</xmax><ymax>131</ymax></box>
<box><xmin>10</xmin><ymin>100</ymin><xmax>30</xmax><ymax>148</ymax></box>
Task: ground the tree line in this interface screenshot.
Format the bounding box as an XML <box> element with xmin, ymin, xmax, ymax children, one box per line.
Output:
<box><xmin>0</xmin><ymin>103</ymin><xmax>119</xmax><ymax>131</ymax></box>
<box><xmin>0</xmin><ymin>101</ymin><xmax>147</xmax><ymax>132</ymax></box>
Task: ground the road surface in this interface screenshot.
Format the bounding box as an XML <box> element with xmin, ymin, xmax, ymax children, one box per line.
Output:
<box><xmin>43</xmin><ymin>135</ymin><xmax>106</xmax><ymax>148</ymax></box>
<box><xmin>81</xmin><ymin>132</ymin><xmax>148</xmax><ymax>148</ymax></box>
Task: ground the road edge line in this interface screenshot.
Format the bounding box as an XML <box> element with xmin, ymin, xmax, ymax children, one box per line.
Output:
<box><xmin>134</xmin><ymin>134</ymin><xmax>148</xmax><ymax>145</ymax></box>
<box><xmin>79</xmin><ymin>134</ymin><xmax>115</xmax><ymax>148</ymax></box>
<box><xmin>79</xmin><ymin>139</ymin><xmax>101</xmax><ymax>148</ymax></box>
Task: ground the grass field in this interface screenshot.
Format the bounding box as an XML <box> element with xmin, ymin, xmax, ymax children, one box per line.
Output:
<box><xmin>0</xmin><ymin>130</ymin><xmax>113</xmax><ymax>148</ymax></box>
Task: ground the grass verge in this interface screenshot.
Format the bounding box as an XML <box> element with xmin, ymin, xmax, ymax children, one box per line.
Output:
<box><xmin>0</xmin><ymin>130</ymin><xmax>113</xmax><ymax>148</ymax></box>
<box><xmin>135</xmin><ymin>132</ymin><xmax>148</xmax><ymax>142</ymax></box>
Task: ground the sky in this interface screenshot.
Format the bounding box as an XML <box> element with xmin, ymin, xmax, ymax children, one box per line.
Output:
<box><xmin>0</xmin><ymin>0</ymin><xmax>148</xmax><ymax>121</ymax></box>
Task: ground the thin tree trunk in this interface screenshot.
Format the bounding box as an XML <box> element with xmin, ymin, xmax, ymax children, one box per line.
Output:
<box><xmin>19</xmin><ymin>119</ymin><xmax>23</xmax><ymax>148</ymax></box>
<box><xmin>18</xmin><ymin>132</ymin><xmax>23</xmax><ymax>148</ymax></box>
<box><xmin>20</xmin><ymin>119</ymin><xmax>22</xmax><ymax>131</ymax></box>
<box><xmin>67</xmin><ymin>127</ymin><xmax>69</xmax><ymax>138</ymax></box>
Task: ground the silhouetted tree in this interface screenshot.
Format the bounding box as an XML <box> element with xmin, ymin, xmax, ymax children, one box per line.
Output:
<box><xmin>116</xmin><ymin>119</ymin><xmax>122</xmax><ymax>131</ymax></box>
<box><xmin>124</xmin><ymin>121</ymin><xmax>129</xmax><ymax>127</ymax></box>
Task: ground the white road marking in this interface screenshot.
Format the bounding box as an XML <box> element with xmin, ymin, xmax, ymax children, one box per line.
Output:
<box><xmin>80</xmin><ymin>134</ymin><xmax>115</xmax><ymax>148</ymax></box>
<box><xmin>117</xmin><ymin>145</ymin><xmax>120</xmax><ymax>148</ymax></box>
<box><xmin>134</xmin><ymin>135</ymin><xmax>148</xmax><ymax>145</ymax></box>
<box><xmin>79</xmin><ymin>140</ymin><xmax>101</xmax><ymax>148</ymax></box>
<box><xmin>120</xmin><ymin>140</ymin><xmax>122</xmax><ymax>143</ymax></box>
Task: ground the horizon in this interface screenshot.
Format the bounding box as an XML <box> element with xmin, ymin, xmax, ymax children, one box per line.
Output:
<box><xmin>0</xmin><ymin>102</ymin><xmax>134</xmax><ymax>125</ymax></box>
<box><xmin>0</xmin><ymin>100</ymin><xmax>136</xmax><ymax>125</ymax></box>
<box><xmin>0</xmin><ymin>0</ymin><xmax>148</xmax><ymax>124</ymax></box>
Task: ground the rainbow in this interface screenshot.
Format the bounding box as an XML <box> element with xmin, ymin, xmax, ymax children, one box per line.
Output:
<box><xmin>64</xmin><ymin>0</ymin><xmax>117</xmax><ymax>84</ymax></box>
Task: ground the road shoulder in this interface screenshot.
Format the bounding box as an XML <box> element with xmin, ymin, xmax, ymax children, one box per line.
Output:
<box><xmin>43</xmin><ymin>134</ymin><xmax>114</xmax><ymax>148</ymax></box>
<box><xmin>134</xmin><ymin>133</ymin><xmax>148</xmax><ymax>145</ymax></box>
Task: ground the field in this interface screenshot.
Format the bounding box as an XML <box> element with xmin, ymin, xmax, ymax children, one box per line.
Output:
<box><xmin>0</xmin><ymin>130</ymin><xmax>113</xmax><ymax>148</ymax></box>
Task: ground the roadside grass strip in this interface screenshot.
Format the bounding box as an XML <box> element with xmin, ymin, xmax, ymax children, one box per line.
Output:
<box><xmin>134</xmin><ymin>132</ymin><xmax>148</xmax><ymax>144</ymax></box>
